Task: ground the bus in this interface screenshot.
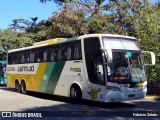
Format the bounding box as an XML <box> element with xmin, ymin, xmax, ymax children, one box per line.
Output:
<box><xmin>6</xmin><ymin>34</ymin><xmax>155</xmax><ymax>102</ymax></box>
<box><xmin>0</xmin><ymin>60</ymin><xmax>7</xmax><ymax>85</ymax></box>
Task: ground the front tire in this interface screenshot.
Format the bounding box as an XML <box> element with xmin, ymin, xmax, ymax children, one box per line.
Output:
<box><xmin>70</xmin><ymin>85</ymin><xmax>82</xmax><ymax>101</ymax></box>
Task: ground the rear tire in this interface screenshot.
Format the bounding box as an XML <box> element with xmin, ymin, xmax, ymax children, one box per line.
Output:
<box><xmin>70</xmin><ymin>85</ymin><xmax>82</xmax><ymax>101</ymax></box>
<box><xmin>21</xmin><ymin>81</ymin><xmax>26</xmax><ymax>94</ymax></box>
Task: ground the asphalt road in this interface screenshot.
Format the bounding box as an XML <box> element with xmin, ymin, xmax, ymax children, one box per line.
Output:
<box><xmin>0</xmin><ymin>86</ymin><xmax>160</xmax><ymax>120</ymax></box>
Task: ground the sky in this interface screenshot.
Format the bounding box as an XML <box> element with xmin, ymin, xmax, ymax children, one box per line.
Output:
<box><xmin>0</xmin><ymin>0</ymin><xmax>58</xmax><ymax>29</ymax></box>
<box><xmin>0</xmin><ymin>0</ymin><xmax>158</xmax><ymax>29</ymax></box>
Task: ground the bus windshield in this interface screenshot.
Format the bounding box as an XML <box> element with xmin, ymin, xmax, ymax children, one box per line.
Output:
<box><xmin>107</xmin><ymin>51</ymin><xmax>146</xmax><ymax>83</ymax></box>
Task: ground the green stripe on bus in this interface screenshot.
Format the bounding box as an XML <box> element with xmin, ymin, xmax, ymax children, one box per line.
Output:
<box><xmin>57</xmin><ymin>39</ymin><xmax>67</xmax><ymax>43</ymax></box>
<box><xmin>57</xmin><ymin>37</ymin><xmax>79</xmax><ymax>44</ymax></box>
<box><xmin>66</xmin><ymin>37</ymin><xmax>79</xmax><ymax>42</ymax></box>
<box><xmin>45</xmin><ymin>61</ymin><xmax>65</xmax><ymax>94</ymax></box>
<box><xmin>38</xmin><ymin>62</ymin><xmax>55</xmax><ymax>93</ymax></box>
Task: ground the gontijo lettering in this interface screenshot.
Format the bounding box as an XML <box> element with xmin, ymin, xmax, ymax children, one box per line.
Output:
<box><xmin>17</xmin><ymin>66</ymin><xmax>34</xmax><ymax>72</ymax></box>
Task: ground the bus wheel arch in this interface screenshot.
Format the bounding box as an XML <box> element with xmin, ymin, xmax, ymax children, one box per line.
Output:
<box><xmin>20</xmin><ymin>80</ymin><xmax>27</xmax><ymax>94</ymax></box>
<box><xmin>70</xmin><ymin>83</ymin><xmax>82</xmax><ymax>101</ymax></box>
<box><xmin>15</xmin><ymin>79</ymin><xmax>20</xmax><ymax>93</ymax></box>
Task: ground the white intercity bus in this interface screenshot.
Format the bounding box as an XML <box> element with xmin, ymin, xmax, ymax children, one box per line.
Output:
<box><xmin>7</xmin><ymin>34</ymin><xmax>155</xmax><ymax>102</ymax></box>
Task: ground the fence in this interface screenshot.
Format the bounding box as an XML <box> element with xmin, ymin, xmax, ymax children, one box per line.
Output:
<box><xmin>147</xmin><ymin>81</ymin><xmax>160</xmax><ymax>95</ymax></box>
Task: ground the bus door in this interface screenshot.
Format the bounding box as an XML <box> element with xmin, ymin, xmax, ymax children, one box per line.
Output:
<box><xmin>91</xmin><ymin>51</ymin><xmax>106</xmax><ymax>102</ymax></box>
<box><xmin>83</xmin><ymin>37</ymin><xmax>106</xmax><ymax>102</ymax></box>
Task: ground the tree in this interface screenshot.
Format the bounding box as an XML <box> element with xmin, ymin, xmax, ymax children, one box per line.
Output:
<box><xmin>40</xmin><ymin>0</ymin><xmax>150</xmax><ymax>35</ymax></box>
<box><xmin>134</xmin><ymin>3</ymin><xmax>160</xmax><ymax>81</ymax></box>
<box><xmin>0</xmin><ymin>29</ymin><xmax>33</xmax><ymax>50</ymax></box>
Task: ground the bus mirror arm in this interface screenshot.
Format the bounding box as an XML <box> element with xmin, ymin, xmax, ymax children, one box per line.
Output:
<box><xmin>142</xmin><ymin>51</ymin><xmax>156</xmax><ymax>66</ymax></box>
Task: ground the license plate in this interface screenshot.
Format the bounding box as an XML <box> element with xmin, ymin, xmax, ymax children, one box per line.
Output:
<box><xmin>128</xmin><ymin>94</ymin><xmax>135</xmax><ymax>98</ymax></box>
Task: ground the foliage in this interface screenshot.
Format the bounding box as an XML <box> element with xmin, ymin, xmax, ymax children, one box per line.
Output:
<box><xmin>0</xmin><ymin>29</ymin><xmax>33</xmax><ymax>49</ymax></box>
<box><xmin>40</xmin><ymin>0</ymin><xmax>149</xmax><ymax>35</ymax></box>
<box><xmin>47</xmin><ymin>10</ymin><xmax>87</xmax><ymax>37</ymax></box>
<box><xmin>133</xmin><ymin>3</ymin><xmax>160</xmax><ymax>81</ymax></box>
<box><xmin>0</xmin><ymin>29</ymin><xmax>33</xmax><ymax>59</ymax></box>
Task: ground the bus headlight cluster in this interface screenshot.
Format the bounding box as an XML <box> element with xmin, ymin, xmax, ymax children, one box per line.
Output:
<box><xmin>108</xmin><ymin>86</ymin><xmax>121</xmax><ymax>91</ymax></box>
<box><xmin>143</xmin><ymin>85</ymin><xmax>147</xmax><ymax>89</ymax></box>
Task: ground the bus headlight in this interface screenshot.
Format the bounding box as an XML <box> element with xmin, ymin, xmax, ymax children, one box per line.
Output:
<box><xmin>143</xmin><ymin>84</ymin><xmax>147</xmax><ymax>89</ymax></box>
<box><xmin>138</xmin><ymin>81</ymin><xmax>147</xmax><ymax>88</ymax></box>
<box><xmin>108</xmin><ymin>86</ymin><xmax>120</xmax><ymax>91</ymax></box>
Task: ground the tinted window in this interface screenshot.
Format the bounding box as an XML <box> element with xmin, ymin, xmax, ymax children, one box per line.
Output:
<box><xmin>8</xmin><ymin>40</ymin><xmax>82</xmax><ymax>64</ymax></box>
<box><xmin>84</xmin><ymin>37</ymin><xmax>101</xmax><ymax>83</ymax></box>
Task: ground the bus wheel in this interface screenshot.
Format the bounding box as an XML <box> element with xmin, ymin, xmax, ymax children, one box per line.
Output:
<box><xmin>21</xmin><ymin>81</ymin><xmax>26</xmax><ymax>94</ymax></box>
<box><xmin>70</xmin><ymin>85</ymin><xmax>82</xmax><ymax>101</ymax></box>
<box><xmin>15</xmin><ymin>81</ymin><xmax>20</xmax><ymax>93</ymax></box>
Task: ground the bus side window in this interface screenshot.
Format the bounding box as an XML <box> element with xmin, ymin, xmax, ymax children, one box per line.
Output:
<box><xmin>58</xmin><ymin>48</ymin><xmax>62</xmax><ymax>61</ymax></box>
<box><xmin>50</xmin><ymin>47</ymin><xmax>54</xmax><ymax>61</ymax></box>
<box><xmin>61</xmin><ymin>46</ymin><xmax>66</xmax><ymax>61</ymax></box>
<box><xmin>25</xmin><ymin>51</ymin><xmax>30</xmax><ymax>63</ymax></box>
<box><xmin>8</xmin><ymin>53</ymin><xmax>12</xmax><ymax>64</ymax></box>
<box><xmin>30</xmin><ymin>51</ymin><xmax>35</xmax><ymax>63</ymax></box>
<box><xmin>36</xmin><ymin>49</ymin><xmax>43</xmax><ymax>62</ymax></box>
<box><xmin>15</xmin><ymin>53</ymin><xmax>19</xmax><ymax>64</ymax></box>
<box><xmin>43</xmin><ymin>48</ymin><xmax>48</xmax><ymax>62</ymax></box>
<box><xmin>35</xmin><ymin>51</ymin><xmax>38</xmax><ymax>62</ymax></box>
<box><xmin>11</xmin><ymin>54</ymin><xmax>18</xmax><ymax>64</ymax></box>
<box><xmin>66</xmin><ymin>46</ymin><xmax>71</xmax><ymax>60</ymax></box>
<box><xmin>74</xmin><ymin>45</ymin><xmax>81</xmax><ymax>60</ymax></box>
<box><xmin>21</xmin><ymin>53</ymin><xmax>25</xmax><ymax>64</ymax></box>
<box><xmin>54</xmin><ymin>46</ymin><xmax>59</xmax><ymax>61</ymax></box>
<box><xmin>70</xmin><ymin>46</ymin><xmax>75</xmax><ymax>60</ymax></box>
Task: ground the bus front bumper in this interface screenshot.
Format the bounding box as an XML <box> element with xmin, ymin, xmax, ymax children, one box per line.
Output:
<box><xmin>104</xmin><ymin>88</ymin><xmax>147</xmax><ymax>102</ymax></box>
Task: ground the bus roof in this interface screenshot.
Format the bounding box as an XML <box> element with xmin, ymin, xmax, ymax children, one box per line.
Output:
<box><xmin>78</xmin><ymin>34</ymin><xmax>136</xmax><ymax>40</ymax></box>
<box><xmin>8</xmin><ymin>37</ymin><xmax>79</xmax><ymax>53</ymax></box>
<box><xmin>8</xmin><ymin>34</ymin><xmax>136</xmax><ymax>53</ymax></box>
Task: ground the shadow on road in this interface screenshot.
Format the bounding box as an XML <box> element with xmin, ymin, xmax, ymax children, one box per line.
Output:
<box><xmin>0</xmin><ymin>86</ymin><xmax>136</xmax><ymax>109</ymax></box>
<box><xmin>1</xmin><ymin>86</ymin><xmax>160</xmax><ymax>118</ymax></box>
<box><xmin>0</xmin><ymin>84</ymin><xmax>7</xmax><ymax>87</ymax></box>
<box><xmin>0</xmin><ymin>86</ymin><xmax>14</xmax><ymax>91</ymax></box>
<box><xmin>27</xmin><ymin>91</ymin><xmax>136</xmax><ymax>109</ymax></box>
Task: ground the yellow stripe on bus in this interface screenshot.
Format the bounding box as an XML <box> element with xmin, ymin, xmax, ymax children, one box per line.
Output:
<box><xmin>33</xmin><ymin>38</ymin><xmax>65</xmax><ymax>46</ymax></box>
<box><xmin>31</xmin><ymin>63</ymin><xmax>47</xmax><ymax>91</ymax></box>
<box><xmin>36</xmin><ymin>63</ymin><xmax>47</xmax><ymax>74</ymax></box>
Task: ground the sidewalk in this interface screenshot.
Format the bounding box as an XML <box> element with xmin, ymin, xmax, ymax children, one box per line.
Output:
<box><xmin>145</xmin><ymin>95</ymin><xmax>160</xmax><ymax>101</ymax></box>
